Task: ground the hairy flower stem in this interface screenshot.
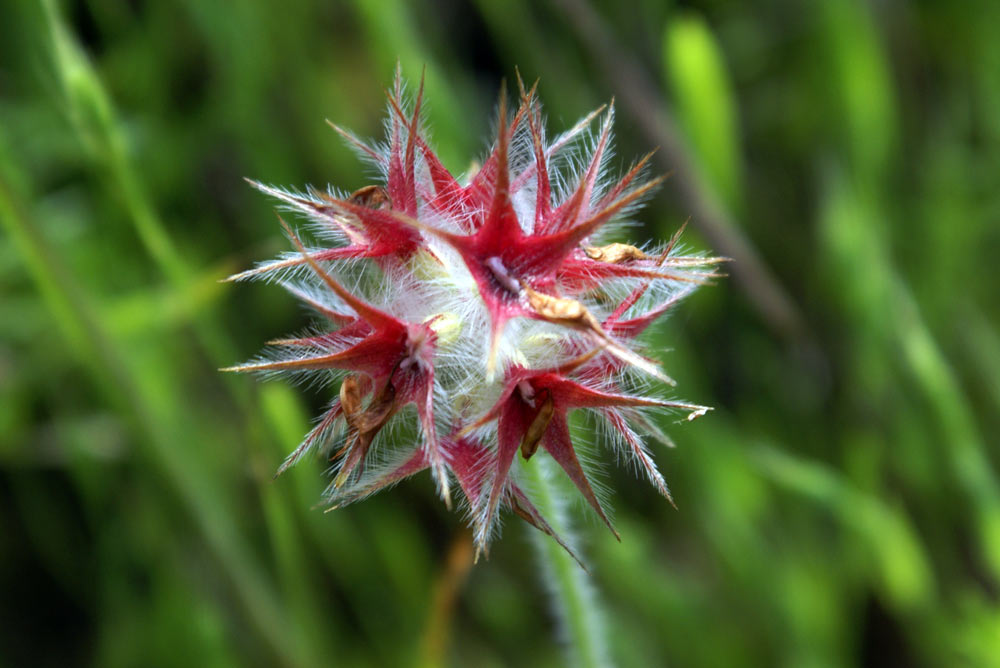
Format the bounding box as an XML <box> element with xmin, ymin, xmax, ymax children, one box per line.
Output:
<box><xmin>522</xmin><ymin>456</ymin><xmax>612</xmax><ymax>668</ymax></box>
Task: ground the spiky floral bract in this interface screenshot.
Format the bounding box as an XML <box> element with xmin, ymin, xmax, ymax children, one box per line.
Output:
<box><xmin>224</xmin><ymin>67</ymin><xmax>723</xmax><ymax>561</ymax></box>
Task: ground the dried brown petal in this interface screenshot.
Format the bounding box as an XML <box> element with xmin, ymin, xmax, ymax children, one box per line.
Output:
<box><xmin>523</xmin><ymin>285</ymin><xmax>601</xmax><ymax>331</ymax></box>
<box><xmin>335</xmin><ymin>379</ymin><xmax>400</xmax><ymax>487</ymax></box>
<box><xmin>352</xmin><ymin>383</ymin><xmax>398</xmax><ymax>434</ymax></box>
<box><xmin>339</xmin><ymin>375</ymin><xmax>364</xmax><ymax>421</ymax></box>
<box><xmin>522</xmin><ymin>285</ymin><xmax>674</xmax><ymax>383</ymax></box>
<box><xmin>583</xmin><ymin>242</ymin><xmax>650</xmax><ymax>263</ymax></box>
<box><xmin>520</xmin><ymin>394</ymin><xmax>554</xmax><ymax>460</ymax></box>
<box><xmin>348</xmin><ymin>185</ymin><xmax>391</xmax><ymax>209</ymax></box>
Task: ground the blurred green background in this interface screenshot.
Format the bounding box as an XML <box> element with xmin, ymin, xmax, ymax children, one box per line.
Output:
<box><xmin>2</xmin><ymin>0</ymin><xmax>999</xmax><ymax>666</ymax></box>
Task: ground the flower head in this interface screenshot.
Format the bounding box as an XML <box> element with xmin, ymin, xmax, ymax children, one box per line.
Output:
<box><xmin>225</xmin><ymin>68</ymin><xmax>723</xmax><ymax>560</ymax></box>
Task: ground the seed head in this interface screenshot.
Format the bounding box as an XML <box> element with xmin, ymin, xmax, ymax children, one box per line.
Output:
<box><xmin>225</xmin><ymin>67</ymin><xmax>724</xmax><ymax>560</ymax></box>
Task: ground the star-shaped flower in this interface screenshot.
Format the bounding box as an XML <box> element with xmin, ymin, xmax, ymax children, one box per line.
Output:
<box><xmin>225</xmin><ymin>67</ymin><xmax>723</xmax><ymax>561</ymax></box>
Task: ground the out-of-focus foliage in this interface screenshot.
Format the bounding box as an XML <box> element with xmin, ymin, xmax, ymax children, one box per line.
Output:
<box><xmin>2</xmin><ymin>0</ymin><xmax>999</xmax><ymax>666</ymax></box>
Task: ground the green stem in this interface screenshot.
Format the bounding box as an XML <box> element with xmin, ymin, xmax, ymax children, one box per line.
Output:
<box><xmin>520</xmin><ymin>456</ymin><xmax>612</xmax><ymax>668</ymax></box>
